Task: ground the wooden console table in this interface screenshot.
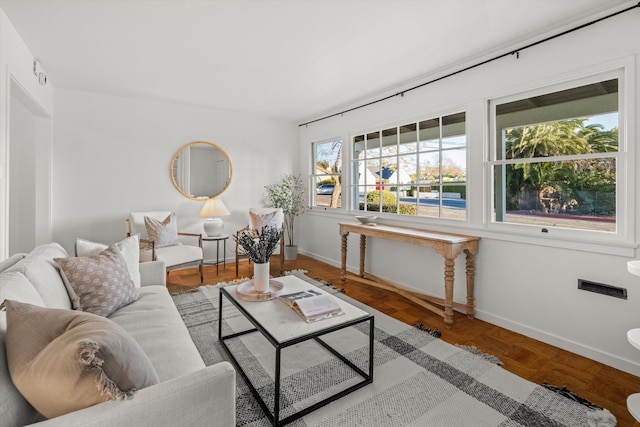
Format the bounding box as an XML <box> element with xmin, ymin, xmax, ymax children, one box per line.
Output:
<box><xmin>339</xmin><ymin>223</ymin><xmax>479</xmax><ymax>328</ymax></box>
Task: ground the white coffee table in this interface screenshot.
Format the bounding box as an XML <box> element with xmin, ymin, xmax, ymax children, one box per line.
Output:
<box><xmin>218</xmin><ymin>274</ymin><xmax>374</xmax><ymax>426</ymax></box>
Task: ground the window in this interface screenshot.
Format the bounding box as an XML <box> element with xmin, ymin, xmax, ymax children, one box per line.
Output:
<box><xmin>312</xmin><ymin>139</ymin><xmax>342</xmax><ymax>209</ymax></box>
<box><xmin>351</xmin><ymin>112</ymin><xmax>466</xmax><ymax>219</ymax></box>
<box><xmin>490</xmin><ymin>76</ymin><xmax>621</xmax><ymax>235</ymax></box>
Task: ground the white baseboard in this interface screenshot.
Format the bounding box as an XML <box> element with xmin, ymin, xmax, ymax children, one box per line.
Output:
<box><xmin>298</xmin><ymin>249</ymin><xmax>640</xmax><ymax>376</ymax></box>
<box><xmin>475</xmin><ymin>310</ymin><xmax>640</xmax><ymax>376</ymax></box>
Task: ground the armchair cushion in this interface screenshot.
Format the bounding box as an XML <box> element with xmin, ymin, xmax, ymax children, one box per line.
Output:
<box><xmin>3</xmin><ymin>300</ymin><xmax>159</xmax><ymax>419</ymax></box>
<box><xmin>154</xmin><ymin>245</ymin><xmax>203</xmax><ymax>268</ymax></box>
<box><xmin>54</xmin><ymin>246</ymin><xmax>139</xmax><ymax>317</ymax></box>
<box><xmin>144</xmin><ymin>213</ymin><xmax>179</xmax><ymax>248</ymax></box>
<box><xmin>75</xmin><ymin>235</ymin><xmax>141</xmax><ymax>288</ymax></box>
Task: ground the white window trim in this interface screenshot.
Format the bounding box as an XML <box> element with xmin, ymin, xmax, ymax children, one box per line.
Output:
<box><xmin>485</xmin><ymin>63</ymin><xmax>635</xmax><ymax>250</ymax></box>
<box><xmin>347</xmin><ymin>110</ymin><xmax>469</xmax><ymax>222</ymax></box>
<box><xmin>310</xmin><ymin>138</ymin><xmax>345</xmax><ymax>212</ymax></box>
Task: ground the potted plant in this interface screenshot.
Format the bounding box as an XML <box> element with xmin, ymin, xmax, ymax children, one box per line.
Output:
<box><xmin>265</xmin><ymin>174</ymin><xmax>306</xmax><ymax>260</ymax></box>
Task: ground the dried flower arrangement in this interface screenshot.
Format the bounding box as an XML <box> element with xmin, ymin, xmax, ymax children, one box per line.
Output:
<box><xmin>234</xmin><ymin>225</ymin><xmax>283</xmax><ymax>264</ymax></box>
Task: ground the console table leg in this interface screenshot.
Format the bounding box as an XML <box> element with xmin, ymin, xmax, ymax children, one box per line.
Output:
<box><xmin>359</xmin><ymin>235</ymin><xmax>366</xmax><ymax>277</ymax></box>
<box><xmin>444</xmin><ymin>257</ymin><xmax>455</xmax><ymax>328</ymax></box>
<box><xmin>465</xmin><ymin>249</ymin><xmax>476</xmax><ymax>318</ymax></box>
<box><xmin>341</xmin><ymin>233</ymin><xmax>348</xmax><ymax>283</ymax></box>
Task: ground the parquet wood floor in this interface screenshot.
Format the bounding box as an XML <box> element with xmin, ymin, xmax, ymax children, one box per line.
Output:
<box><xmin>167</xmin><ymin>255</ymin><xmax>640</xmax><ymax>426</ymax></box>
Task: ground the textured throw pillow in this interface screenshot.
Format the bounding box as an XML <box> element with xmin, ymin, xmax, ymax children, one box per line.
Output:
<box><xmin>55</xmin><ymin>246</ymin><xmax>139</xmax><ymax>317</ymax></box>
<box><xmin>144</xmin><ymin>213</ymin><xmax>179</xmax><ymax>248</ymax></box>
<box><xmin>75</xmin><ymin>234</ymin><xmax>141</xmax><ymax>287</ymax></box>
<box><xmin>249</xmin><ymin>208</ymin><xmax>283</xmax><ymax>235</ymax></box>
<box><xmin>3</xmin><ymin>299</ymin><xmax>159</xmax><ymax>419</ymax></box>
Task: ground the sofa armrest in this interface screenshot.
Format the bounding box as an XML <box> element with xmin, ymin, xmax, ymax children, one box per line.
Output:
<box><xmin>34</xmin><ymin>362</ymin><xmax>236</xmax><ymax>427</ymax></box>
<box><xmin>138</xmin><ymin>260</ymin><xmax>166</xmax><ymax>287</ymax></box>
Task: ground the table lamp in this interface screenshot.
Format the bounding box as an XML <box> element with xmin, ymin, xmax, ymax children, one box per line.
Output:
<box><xmin>199</xmin><ymin>198</ymin><xmax>230</xmax><ymax>236</ymax></box>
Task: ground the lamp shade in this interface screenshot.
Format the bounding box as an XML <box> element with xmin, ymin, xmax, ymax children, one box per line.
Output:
<box><xmin>199</xmin><ymin>198</ymin><xmax>230</xmax><ymax>237</ymax></box>
<box><xmin>199</xmin><ymin>198</ymin><xmax>230</xmax><ymax>218</ymax></box>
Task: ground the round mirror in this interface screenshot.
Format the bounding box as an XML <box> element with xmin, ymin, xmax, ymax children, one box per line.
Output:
<box><xmin>170</xmin><ymin>141</ymin><xmax>232</xmax><ymax>200</ymax></box>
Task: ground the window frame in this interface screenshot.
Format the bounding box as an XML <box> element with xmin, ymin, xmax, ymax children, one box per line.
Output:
<box><xmin>310</xmin><ymin>138</ymin><xmax>344</xmax><ymax>211</ymax></box>
<box><xmin>349</xmin><ymin>111</ymin><xmax>468</xmax><ymax>221</ymax></box>
<box><xmin>486</xmin><ymin>67</ymin><xmax>632</xmax><ymax>245</ymax></box>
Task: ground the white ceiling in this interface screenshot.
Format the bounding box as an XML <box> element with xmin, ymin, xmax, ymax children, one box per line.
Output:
<box><xmin>0</xmin><ymin>0</ymin><xmax>633</xmax><ymax>123</ymax></box>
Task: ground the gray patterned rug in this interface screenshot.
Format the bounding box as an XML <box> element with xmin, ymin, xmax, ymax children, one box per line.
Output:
<box><xmin>171</xmin><ymin>271</ymin><xmax>616</xmax><ymax>427</ymax></box>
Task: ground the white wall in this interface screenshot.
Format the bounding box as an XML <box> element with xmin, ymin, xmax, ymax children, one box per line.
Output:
<box><xmin>52</xmin><ymin>89</ymin><xmax>298</xmax><ymax>262</ymax></box>
<box><xmin>298</xmin><ymin>11</ymin><xmax>640</xmax><ymax>374</ymax></box>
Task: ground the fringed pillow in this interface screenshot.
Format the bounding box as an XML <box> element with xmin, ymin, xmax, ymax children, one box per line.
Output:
<box><xmin>2</xmin><ymin>300</ymin><xmax>159</xmax><ymax>419</ymax></box>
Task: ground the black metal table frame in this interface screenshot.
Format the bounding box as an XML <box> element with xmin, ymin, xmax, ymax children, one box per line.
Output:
<box><xmin>203</xmin><ymin>235</ymin><xmax>228</xmax><ymax>275</ymax></box>
<box><xmin>218</xmin><ymin>287</ymin><xmax>374</xmax><ymax>426</ymax></box>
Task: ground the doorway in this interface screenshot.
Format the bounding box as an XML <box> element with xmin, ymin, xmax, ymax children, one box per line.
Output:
<box><xmin>7</xmin><ymin>79</ymin><xmax>52</xmax><ymax>255</ymax></box>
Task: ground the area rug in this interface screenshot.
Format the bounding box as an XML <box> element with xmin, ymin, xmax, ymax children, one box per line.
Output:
<box><xmin>171</xmin><ymin>271</ymin><xmax>616</xmax><ymax>427</ymax></box>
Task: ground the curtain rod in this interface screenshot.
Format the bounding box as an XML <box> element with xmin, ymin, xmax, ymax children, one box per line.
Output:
<box><xmin>299</xmin><ymin>2</ymin><xmax>640</xmax><ymax>128</ymax></box>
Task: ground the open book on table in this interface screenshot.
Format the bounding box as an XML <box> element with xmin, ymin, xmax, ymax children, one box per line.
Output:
<box><xmin>279</xmin><ymin>289</ymin><xmax>344</xmax><ymax>323</ymax></box>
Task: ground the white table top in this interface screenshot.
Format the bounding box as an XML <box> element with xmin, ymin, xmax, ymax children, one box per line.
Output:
<box><xmin>203</xmin><ymin>234</ymin><xmax>229</xmax><ymax>240</ymax></box>
<box><xmin>628</xmin><ymin>328</ymin><xmax>640</xmax><ymax>351</ymax></box>
<box><xmin>223</xmin><ymin>275</ymin><xmax>370</xmax><ymax>344</ymax></box>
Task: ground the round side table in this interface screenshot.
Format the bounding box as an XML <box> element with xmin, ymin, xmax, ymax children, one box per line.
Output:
<box><xmin>627</xmin><ymin>328</ymin><xmax>640</xmax><ymax>421</ymax></box>
<box><xmin>203</xmin><ymin>234</ymin><xmax>229</xmax><ymax>275</ymax></box>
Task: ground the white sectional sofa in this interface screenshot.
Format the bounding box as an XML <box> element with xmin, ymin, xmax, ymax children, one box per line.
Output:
<box><xmin>0</xmin><ymin>242</ymin><xmax>235</xmax><ymax>426</ymax></box>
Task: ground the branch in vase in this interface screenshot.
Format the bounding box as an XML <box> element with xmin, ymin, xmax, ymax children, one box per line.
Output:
<box><xmin>235</xmin><ymin>225</ymin><xmax>282</xmax><ymax>264</ymax></box>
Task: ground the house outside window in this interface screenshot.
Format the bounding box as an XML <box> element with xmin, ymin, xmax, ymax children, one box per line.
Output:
<box><xmin>351</xmin><ymin>112</ymin><xmax>466</xmax><ymax>220</ymax></box>
<box><xmin>312</xmin><ymin>139</ymin><xmax>342</xmax><ymax>209</ymax></box>
<box><xmin>489</xmin><ymin>74</ymin><xmax>622</xmax><ymax>237</ymax></box>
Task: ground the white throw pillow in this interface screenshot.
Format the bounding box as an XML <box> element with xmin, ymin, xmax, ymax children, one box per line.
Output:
<box><xmin>75</xmin><ymin>234</ymin><xmax>141</xmax><ymax>288</ymax></box>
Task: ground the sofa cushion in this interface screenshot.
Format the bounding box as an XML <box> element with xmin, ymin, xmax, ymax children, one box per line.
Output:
<box><xmin>144</xmin><ymin>213</ymin><xmax>179</xmax><ymax>248</ymax></box>
<box><xmin>0</xmin><ymin>328</ymin><xmax>39</xmax><ymax>426</ymax></box>
<box><xmin>76</xmin><ymin>234</ymin><xmax>141</xmax><ymax>288</ymax></box>
<box><xmin>108</xmin><ymin>286</ymin><xmax>205</xmax><ymax>380</ymax></box>
<box><xmin>4</xmin><ymin>243</ymin><xmax>71</xmax><ymax>309</ymax></box>
<box><xmin>4</xmin><ymin>300</ymin><xmax>160</xmax><ymax>419</ymax></box>
<box><xmin>55</xmin><ymin>246</ymin><xmax>139</xmax><ymax>317</ymax></box>
<box><xmin>0</xmin><ymin>272</ymin><xmax>47</xmax><ymax>427</ymax></box>
<box><xmin>0</xmin><ymin>271</ymin><xmax>46</xmax><ymax>313</ymax></box>
<box><xmin>0</xmin><ymin>253</ymin><xmax>27</xmax><ymax>273</ymax></box>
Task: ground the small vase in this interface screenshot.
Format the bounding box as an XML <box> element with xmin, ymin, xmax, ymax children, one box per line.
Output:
<box><xmin>253</xmin><ymin>262</ymin><xmax>270</xmax><ymax>293</ymax></box>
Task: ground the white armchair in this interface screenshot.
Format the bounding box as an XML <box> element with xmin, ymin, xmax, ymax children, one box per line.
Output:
<box><xmin>126</xmin><ymin>211</ymin><xmax>204</xmax><ymax>283</ymax></box>
<box><xmin>235</xmin><ymin>208</ymin><xmax>284</xmax><ymax>277</ymax></box>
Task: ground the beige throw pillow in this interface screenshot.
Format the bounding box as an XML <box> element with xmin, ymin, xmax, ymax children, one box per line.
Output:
<box><xmin>144</xmin><ymin>213</ymin><xmax>179</xmax><ymax>248</ymax></box>
<box><xmin>3</xmin><ymin>299</ymin><xmax>159</xmax><ymax>419</ymax></box>
<box><xmin>55</xmin><ymin>246</ymin><xmax>139</xmax><ymax>317</ymax></box>
<box><xmin>249</xmin><ymin>208</ymin><xmax>283</xmax><ymax>235</ymax></box>
<box><xmin>75</xmin><ymin>235</ymin><xmax>141</xmax><ymax>287</ymax></box>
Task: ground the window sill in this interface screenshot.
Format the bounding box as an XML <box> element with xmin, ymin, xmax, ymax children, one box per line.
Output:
<box><xmin>307</xmin><ymin>209</ymin><xmax>636</xmax><ymax>257</ymax></box>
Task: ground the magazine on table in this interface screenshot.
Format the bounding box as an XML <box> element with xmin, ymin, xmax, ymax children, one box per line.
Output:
<box><xmin>279</xmin><ymin>289</ymin><xmax>344</xmax><ymax>323</ymax></box>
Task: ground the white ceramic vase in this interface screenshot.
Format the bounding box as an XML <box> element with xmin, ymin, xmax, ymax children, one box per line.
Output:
<box><xmin>253</xmin><ymin>262</ymin><xmax>270</xmax><ymax>293</ymax></box>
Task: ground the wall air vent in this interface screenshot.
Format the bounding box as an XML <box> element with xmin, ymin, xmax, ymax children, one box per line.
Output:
<box><xmin>578</xmin><ymin>279</ymin><xmax>627</xmax><ymax>300</ymax></box>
